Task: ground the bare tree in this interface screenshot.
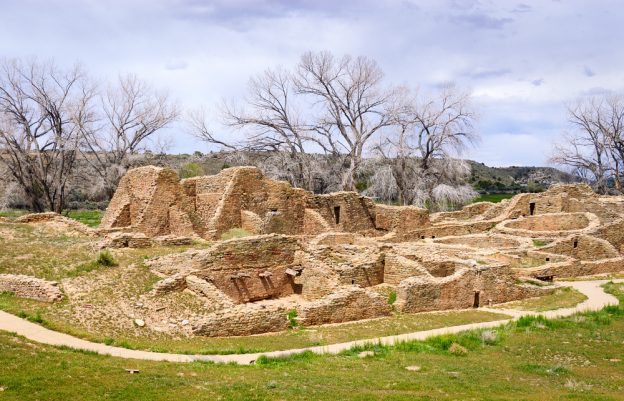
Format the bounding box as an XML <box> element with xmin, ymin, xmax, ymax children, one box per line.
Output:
<box><xmin>0</xmin><ymin>59</ymin><xmax>95</xmax><ymax>212</ymax></box>
<box><xmin>79</xmin><ymin>74</ymin><xmax>179</xmax><ymax>198</ymax></box>
<box><xmin>190</xmin><ymin>68</ymin><xmax>319</xmax><ymax>190</ymax></box>
<box><xmin>551</xmin><ymin>95</ymin><xmax>624</xmax><ymax>193</ymax></box>
<box><xmin>194</xmin><ymin>52</ymin><xmax>401</xmax><ymax>192</ymax></box>
<box><xmin>369</xmin><ymin>84</ymin><xmax>478</xmax><ymax>208</ymax></box>
<box><xmin>295</xmin><ymin>51</ymin><xmax>398</xmax><ymax>190</ymax></box>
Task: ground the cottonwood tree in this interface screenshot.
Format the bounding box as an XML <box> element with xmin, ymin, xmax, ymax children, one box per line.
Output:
<box><xmin>0</xmin><ymin>59</ymin><xmax>95</xmax><ymax>212</ymax></box>
<box><xmin>79</xmin><ymin>74</ymin><xmax>179</xmax><ymax>198</ymax></box>
<box><xmin>551</xmin><ymin>95</ymin><xmax>624</xmax><ymax>193</ymax></box>
<box><xmin>193</xmin><ymin>51</ymin><xmax>400</xmax><ymax>192</ymax></box>
<box><xmin>294</xmin><ymin>51</ymin><xmax>399</xmax><ymax>190</ymax></box>
<box><xmin>191</xmin><ymin>68</ymin><xmax>317</xmax><ymax>191</ymax></box>
<box><xmin>368</xmin><ymin>84</ymin><xmax>478</xmax><ymax>209</ymax></box>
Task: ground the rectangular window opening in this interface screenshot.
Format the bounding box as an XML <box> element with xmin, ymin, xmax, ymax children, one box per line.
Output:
<box><xmin>334</xmin><ymin>206</ymin><xmax>341</xmax><ymax>225</ymax></box>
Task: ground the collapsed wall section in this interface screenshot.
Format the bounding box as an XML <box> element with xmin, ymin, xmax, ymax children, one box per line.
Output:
<box><xmin>0</xmin><ymin>274</ymin><xmax>63</xmax><ymax>302</ymax></box>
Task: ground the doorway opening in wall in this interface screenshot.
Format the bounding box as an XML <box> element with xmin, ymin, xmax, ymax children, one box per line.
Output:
<box><xmin>473</xmin><ymin>291</ymin><xmax>480</xmax><ymax>308</ymax></box>
<box><xmin>334</xmin><ymin>206</ymin><xmax>341</xmax><ymax>224</ymax></box>
<box><xmin>573</xmin><ymin>239</ymin><xmax>578</xmax><ymax>248</ymax></box>
<box><xmin>529</xmin><ymin>202</ymin><xmax>536</xmax><ymax>216</ymax></box>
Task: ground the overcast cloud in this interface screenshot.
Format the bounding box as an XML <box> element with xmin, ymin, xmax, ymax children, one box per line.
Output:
<box><xmin>1</xmin><ymin>0</ymin><xmax>622</xmax><ymax>166</ymax></box>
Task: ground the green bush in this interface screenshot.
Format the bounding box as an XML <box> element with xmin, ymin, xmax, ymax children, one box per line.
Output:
<box><xmin>287</xmin><ymin>309</ymin><xmax>299</xmax><ymax>329</ymax></box>
<box><xmin>68</xmin><ymin>250</ymin><xmax>118</xmax><ymax>277</ymax></box>
<box><xmin>387</xmin><ymin>291</ymin><xmax>397</xmax><ymax>305</ymax></box>
<box><xmin>180</xmin><ymin>162</ymin><xmax>205</xmax><ymax>179</ymax></box>
<box><xmin>96</xmin><ymin>250</ymin><xmax>117</xmax><ymax>267</ymax></box>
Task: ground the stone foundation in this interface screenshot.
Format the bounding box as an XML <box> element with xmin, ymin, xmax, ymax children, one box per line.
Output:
<box><xmin>0</xmin><ymin>274</ymin><xmax>63</xmax><ymax>302</ymax></box>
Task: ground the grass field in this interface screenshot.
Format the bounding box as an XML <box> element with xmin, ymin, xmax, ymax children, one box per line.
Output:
<box><xmin>471</xmin><ymin>193</ymin><xmax>515</xmax><ymax>203</ymax></box>
<box><xmin>0</xmin><ymin>282</ymin><xmax>622</xmax><ymax>400</ymax></box>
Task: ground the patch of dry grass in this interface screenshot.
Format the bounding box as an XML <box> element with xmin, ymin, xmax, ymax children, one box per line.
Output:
<box><xmin>493</xmin><ymin>287</ymin><xmax>587</xmax><ymax>312</ymax></box>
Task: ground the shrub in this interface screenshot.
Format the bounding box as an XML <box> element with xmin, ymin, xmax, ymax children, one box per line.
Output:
<box><xmin>287</xmin><ymin>309</ymin><xmax>299</xmax><ymax>329</ymax></box>
<box><xmin>180</xmin><ymin>162</ymin><xmax>205</xmax><ymax>179</ymax></box>
<box><xmin>68</xmin><ymin>250</ymin><xmax>118</xmax><ymax>277</ymax></box>
<box><xmin>388</xmin><ymin>291</ymin><xmax>397</xmax><ymax>305</ymax></box>
<box><xmin>96</xmin><ymin>250</ymin><xmax>117</xmax><ymax>267</ymax></box>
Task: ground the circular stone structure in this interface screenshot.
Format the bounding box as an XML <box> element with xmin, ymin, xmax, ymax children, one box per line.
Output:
<box><xmin>433</xmin><ymin>234</ymin><xmax>525</xmax><ymax>250</ymax></box>
<box><xmin>496</xmin><ymin>212</ymin><xmax>600</xmax><ymax>236</ymax></box>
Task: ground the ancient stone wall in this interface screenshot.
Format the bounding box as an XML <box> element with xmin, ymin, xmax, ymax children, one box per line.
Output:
<box><xmin>306</xmin><ymin>192</ymin><xmax>377</xmax><ymax>233</ymax></box>
<box><xmin>0</xmin><ymin>274</ymin><xmax>63</xmax><ymax>302</ymax></box>
<box><xmin>149</xmin><ymin>234</ymin><xmax>303</xmax><ymax>303</ymax></box>
<box><xmin>593</xmin><ymin>219</ymin><xmax>624</xmax><ymax>252</ymax></box>
<box><xmin>395</xmin><ymin>265</ymin><xmax>552</xmax><ymax>313</ymax></box>
<box><xmin>102</xmin><ymin>166</ymin><xmax>394</xmax><ymax>240</ymax></box>
<box><xmin>375</xmin><ymin>204</ymin><xmax>429</xmax><ymax>234</ymax></box>
<box><xmin>192</xmin><ymin>304</ymin><xmax>290</xmax><ymax>337</ymax></box>
<box><xmin>15</xmin><ymin>212</ymin><xmax>95</xmax><ymax>236</ymax></box>
<box><xmin>297</xmin><ymin>287</ymin><xmax>392</xmax><ymax>326</ymax></box>
<box><xmin>383</xmin><ymin>254</ymin><xmax>431</xmax><ymax>285</ymax></box>
<box><xmin>523</xmin><ymin>257</ymin><xmax>624</xmax><ymax>278</ymax></box>
<box><xmin>541</xmin><ymin>235</ymin><xmax>620</xmax><ymax>261</ymax></box>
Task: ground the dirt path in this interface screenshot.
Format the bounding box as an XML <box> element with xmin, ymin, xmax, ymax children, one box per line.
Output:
<box><xmin>0</xmin><ymin>280</ymin><xmax>620</xmax><ymax>365</ymax></box>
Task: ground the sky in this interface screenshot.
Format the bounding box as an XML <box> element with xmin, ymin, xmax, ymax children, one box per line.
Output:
<box><xmin>1</xmin><ymin>0</ymin><xmax>623</xmax><ymax>167</ymax></box>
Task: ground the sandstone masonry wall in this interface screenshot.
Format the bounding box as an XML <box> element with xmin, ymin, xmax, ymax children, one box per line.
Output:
<box><xmin>0</xmin><ymin>274</ymin><xmax>63</xmax><ymax>302</ymax></box>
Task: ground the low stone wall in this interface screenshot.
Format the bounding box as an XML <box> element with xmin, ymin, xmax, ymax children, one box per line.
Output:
<box><xmin>383</xmin><ymin>254</ymin><xmax>430</xmax><ymax>285</ymax></box>
<box><xmin>401</xmin><ymin>220</ymin><xmax>496</xmax><ymax>241</ymax></box>
<box><xmin>151</xmin><ymin>274</ymin><xmax>187</xmax><ymax>296</ymax></box>
<box><xmin>192</xmin><ymin>304</ymin><xmax>289</xmax><ymax>337</ymax></box>
<box><xmin>0</xmin><ymin>274</ymin><xmax>63</xmax><ymax>302</ymax></box>
<box><xmin>525</xmin><ymin>257</ymin><xmax>624</xmax><ymax>278</ymax></box>
<box><xmin>100</xmin><ymin>232</ymin><xmax>194</xmax><ymax>248</ymax></box>
<box><xmin>297</xmin><ymin>287</ymin><xmax>392</xmax><ymax>326</ymax></box>
<box><xmin>541</xmin><ymin>235</ymin><xmax>619</xmax><ymax>261</ymax></box>
<box><xmin>14</xmin><ymin>212</ymin><xmax>96</xmax><ymax>236</ymax></box>
<box><xmin>395</xmin><ymin>266</ymin><xmax>552</xmax><ymax>313</ymax></box>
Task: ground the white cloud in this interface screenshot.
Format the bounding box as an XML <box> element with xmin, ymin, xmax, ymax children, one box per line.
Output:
<box><xmin>1</xmin><ymin>0</ymin><xmax>623</xmax><ymax>166</ymax></box>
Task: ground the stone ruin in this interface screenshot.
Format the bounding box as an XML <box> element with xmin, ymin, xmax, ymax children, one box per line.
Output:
<box><xmin>0</xmin><ymin>274</ymin><xmax>63</xmax><ymax>302</ymax></box>
<box><xmin>7</xmin><ymin>164</ymin><xmax>624</xmax><ymax>337</ymax></box>
<box><xmin>92</xmin><ymin>165</ymin><xmax>624</xmax><ymax>336</ymax></box>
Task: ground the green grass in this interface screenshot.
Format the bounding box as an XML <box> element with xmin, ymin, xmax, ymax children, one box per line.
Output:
<box><xmin>65</xmin><ymin>210</ymin><xmax>103</xmax><ymax>227</ymax></box>
<box><xmin>493</xmin><ymin>287</ymin><xmax>587</xmax><ymax>312</ymax></box>
<box><xmin>471</xmin><ymin>193</ymin><xmax>515</xmax><ymax>203</ymax></box>
<box><xmin>1</xmin><ymin>283</ymin><xmax>623</xmax><ymax>400</ymax></box>
<box><xmin>0</xmin><ymin>209</ymin><xmax>103</xmax><ymax>227</ymax></box>
<box><xmin>532</xmin><ymin>239</ymin><xmax>549</xmax><ymax>247</ymax></box>
<box><xmin>0</xmin><ymin>209</ymin><xmax>28</xmax><ymax>218</ymax></box>
<box><xmin>66</xmin><ymin>250</ymin><xmax>119</xmax><ymax>277</ymax></box>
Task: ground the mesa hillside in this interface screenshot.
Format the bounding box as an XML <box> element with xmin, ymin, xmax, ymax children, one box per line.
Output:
<box><xmin>3</xmin><ymin>165</ymin><xmax>624</xmax><ymax>338</ymax></box>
